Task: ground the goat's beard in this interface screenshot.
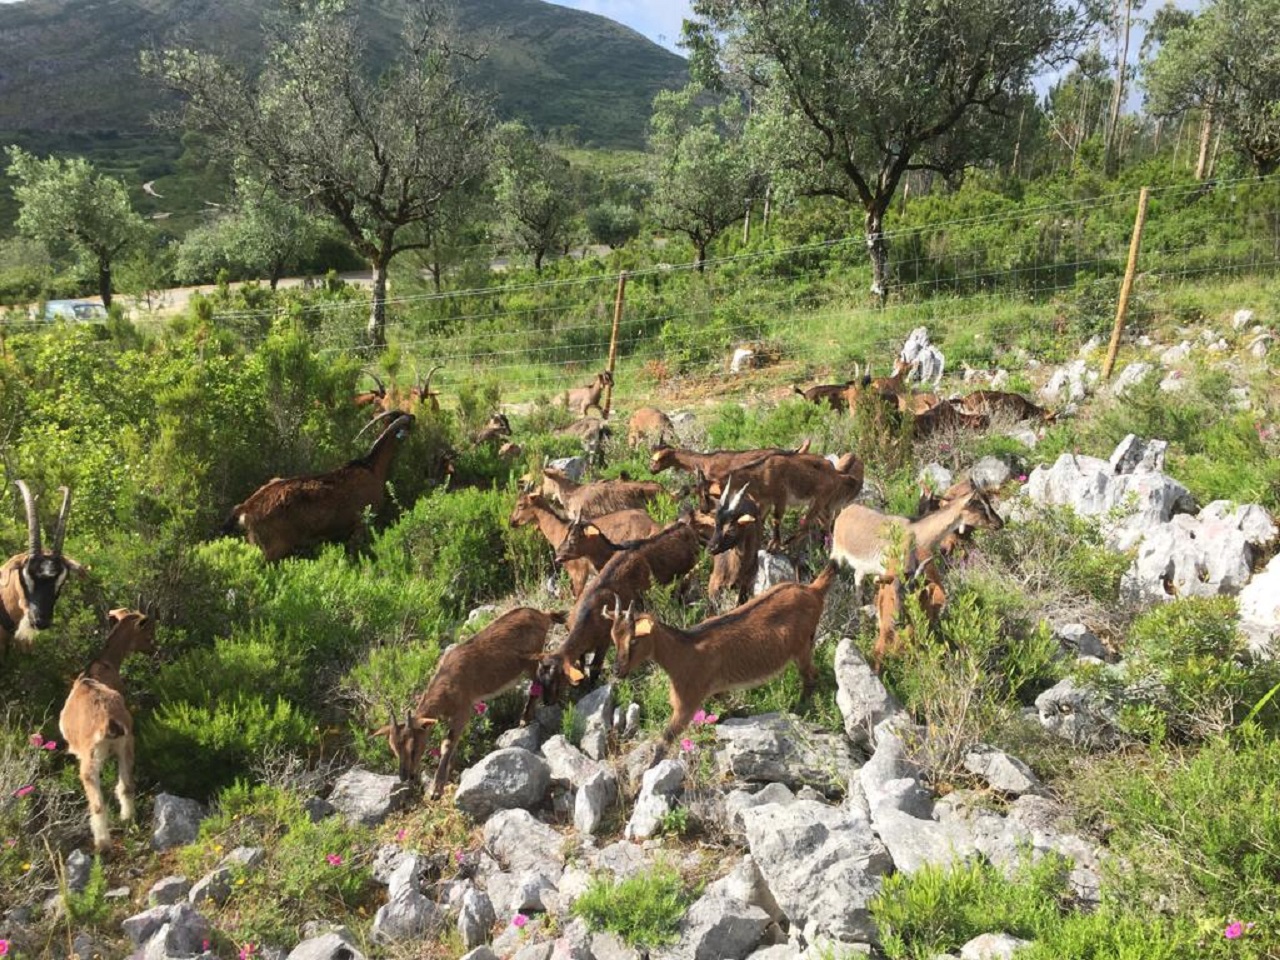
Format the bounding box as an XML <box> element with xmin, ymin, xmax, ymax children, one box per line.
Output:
<box><xmin>14</xmin><ymin>613</ymin><xmax>39</xmax><ymax>647</ymax></box>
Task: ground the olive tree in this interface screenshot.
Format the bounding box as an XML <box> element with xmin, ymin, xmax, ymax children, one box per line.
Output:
<box><xmin>5</xmin><ymin>147</ymin><xmax>147</xmax><ymax>309</ymax></box>
<box><xmin>146</xmin><ymin>0</ymin><xmax>492</xmax><ymax>345</ymax></box>
<box><xmin>684</xmin><ymin>0</ymin><xmax>1096</xmax><ymax>298</ymax></box>
<box><xmin>492</xmin><ymin>122</ymin><xmax>577</xmax><ymax>272</ymax></box>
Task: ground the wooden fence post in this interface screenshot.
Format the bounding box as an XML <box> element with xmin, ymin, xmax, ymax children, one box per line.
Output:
<box><xmin>602</xmin><ymin>271</ymin><xmax>627</xmax><ymax>419</ymax></box>
<box><xmin>1102</xmin><ymin>186</ymin><xmax>1150</xmax><ymax>381</ymax></box>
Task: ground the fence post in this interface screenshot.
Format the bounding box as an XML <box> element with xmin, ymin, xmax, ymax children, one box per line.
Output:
<box><xmin>1102</xmin><ymin>186</ymin><xmax>1150</xmax><ymax>381</ymax></box>
<box><xmin>602</xmin><ymin>271</ymin><xmax>627</xmax><ymax>419</ymax></box>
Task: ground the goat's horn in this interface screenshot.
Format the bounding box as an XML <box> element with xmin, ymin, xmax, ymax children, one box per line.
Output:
<box><xmin>852</xmin><ymin>361</ymin><xmax>861</xmax><ymax>380</ymax></box>
<box><xmin>354</xmin><ymin>408</ymin><xmax>398</xmax><ymax>443</ymax></box>
<box><xmin>422</xmin><ymin>364</ymin><xmax>443</xmax><ymax>393</ymax></box>
<box><xmin>730</xmin><ymin>482</ymin><xmax>749</xmax><ymax>510</ymax></box>
<box><xmin>719</xmin><ymin>475</ymin><xmax>732</xmax><ymax>509</ymax></box>
<box><xmin>15</xmin><ymin>480</ymin><xmax>41</xmax><ymax>557</ymax></box>
<box><xmin>388</xmin><ymin>707</ymin><xmax>398</xmax><ymax>730</ymax></box>
<box><xmin>51</xmin><ymin>486</ymin><xmax>71</xmax><ymax>558</ymax></box>
<box><xmin>365</xmin><ymin>370</ymin><xmax>386</xmax><ymax>397</ymax></box>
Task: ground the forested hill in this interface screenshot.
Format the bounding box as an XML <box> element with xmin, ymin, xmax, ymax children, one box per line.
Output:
<box><xmin>0</xmin><ymin>0</ymin><xmax>688</xmax><ymax>150</ymax></box>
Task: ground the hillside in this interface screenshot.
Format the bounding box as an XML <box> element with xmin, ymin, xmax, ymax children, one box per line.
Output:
<box><xmin>0</xmin><ymin>0</ymin><xmax>687</xmax><ymax>151</ymax></box>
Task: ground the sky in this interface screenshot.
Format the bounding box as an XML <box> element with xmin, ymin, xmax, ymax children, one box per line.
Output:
<box><xmin>544</xmin><ymin>0</ymin><xmax>694</xmax><ymax>54</ymax></box>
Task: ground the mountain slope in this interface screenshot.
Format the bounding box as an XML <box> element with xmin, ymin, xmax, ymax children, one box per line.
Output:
<box><xmin>0</xmin><ymin>0</ymin><xmax>687</xmax><ymax>149</ymax></box>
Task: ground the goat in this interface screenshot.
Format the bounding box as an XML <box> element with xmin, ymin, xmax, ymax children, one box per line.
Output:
<box><xmin>831</xmin><ymin>487</ymin><xmax>1003</xmax><ymax>601</ymax></box>
<box><xmin>473</xmin><ymin>412</ymin><xmax>513</xmax><ymax>447</ymax></box>
<box><xmin>557</xmin><ymin>417</ymin><xmax>612</xmax><ymax>465</ymax></box>
<box><xmin>353</xmin><ymin>370</ymin><xmax>389</xmax><ymax>412</ymax></box>
<box><xmin>897</xmin><ymin>326</ymin><xmax>945</xmax><ymax>388</ymax></box>
<box><xmin>603</xmin><ymin>562</ymin><xmax>839</xmax><ymax>759</ymax></box>
<box><xmin>912</xmin><ymin>400</ymin><xmax>990</xmax><ymax>438</ymax></box>
<box><xmin>59</xmin><ymin>609</ymin><xmax>156</xmax><ymax>852</ymax></box>
<box><xmin>627</xmin><ymin>407</ymin><xmax>676</xmax><ymax>448</ymax></box>
<box><xmin>565</xmin><ymin>370</ymin><xmax>613</xmax><ymax>417</ymax></box>
<box><xmin>871</xmin><ymin>559</ymin><xmax>947</xmax><ymax>672</ymax></box>
<box><xmin>648</xmin><ymin>441</ymin><xmax>811</xmax><ymax>486</ymax></box>
<box><xmin>538</xmin><ymin>518</ymin><xmax>703</xmax><ymax>700</ymax></box>
<box><xmin>722</xmin><ymin>453</ymin><xmax>865</xmax><ymax>548</ymax></box>
<box><xmin>223</xmin><ymin>412</ymin><xmax>414</xmax><ymax>561</ymax></box>
<box><xmin>553</xmin><ymin>509</ymin><xmax>663</xmax><ymax>573</ymax></box>
<box><xmin>706</xmin><ymin>481</ymin><xmax>762</xmax><ymax>606</ymax></box>
<box><xmin>953</xmin><ymin>390</ymin><xmax>1056</xmax><ymax>423</ymax></box>
<box><xmin>372</xmin><ymin>607</ymin><xmax>566</xmax><ymax>799</ymax></box>
<box><xmin>894</xmin><ymin>391</ymin><xmax>941</xmax><ymax>416</ymax></box>
<box><xmin>793</xmin><ymin>379</ymin><xmax>855</xmax><ymax>412</ymax></box>
<box><xmin>1</xmin><ymin>481</ymin><xmax>82</xmax><ymax>655</ymax></box>
<box><xmin>410</xmin><ymin>364</ymin><xmax>444</xmax><ymax>412</ymax></box>
<box><xmin>539</xmin><ymin>467</ymin><xmax>664</xmax><ymax>520</ymax></box>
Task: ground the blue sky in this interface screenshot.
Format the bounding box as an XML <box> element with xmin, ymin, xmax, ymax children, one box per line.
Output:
<box><xmin>544</xmin><ymin>0</ymin><xmax>694</xmax><ymax>54</ymax></box>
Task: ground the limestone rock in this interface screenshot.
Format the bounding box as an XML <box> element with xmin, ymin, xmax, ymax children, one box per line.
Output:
<box><xmin>754</xmin><ymin>553</ymin><xmax>797</xmax><ymax>595</ymax></box>
<box><xmin>962</xmin><ymin>746</ymin><xmax>1042</xmax><ymax>796</ymax></box>
<box><xmin>626</xmin><ymin>759</ymin><xmax>686</xmax><ymax>840</ymax></box>
<box><xmin>328</xmin><ymin>768</ymin><xmax>403</xmax><ymax>827</ymax></box>
<box><xmin>286</xmin><ymin>931</ymin><xmax>366</xmax><ymax>960</ymax></box>
<box><xmin>151</xmin><ymin>794</ymin><xmax>206</xmax><ymax>851</ymax></box>
<box><xmin>1035</xmin><ymin>678</ymin><xmax>1116</xmax><ymax>747</ymax></box>
<box><xmin>1240</xmin><ymin>554</ymin><xmax>1280</xmax><ymax>658</ymax></box>
<box><xmin>655</xmin><ymin>894</ymin><xmax>771</xmax><ymax>960</ymax></box>
<box><xmin>574</xmin><ymin>767</ymin><xmax>619</xmax><ymax>836</ymax></box>
<box><xmin>834</xmin><ymin>640</ymin><xmax>902</xmax><ymax>752</ymax></box>
<box><xmin>459</xmin><ymin>887</ymin><xmax>497</xmax><ymax>950</ymax></box>
<box><xmin>714</xmin><ymin>714</ymin><xmax>858</xmax><ymax>796</ymax></box>
<box><xmin>959</xmin><ymin>933</ymin><xmax>1031</xmax><ymax>960</ymax></box>
<box><xmin>455</xmin><ymin>748</ymin><xmax>551</xmax><ymax>820</ymax></box>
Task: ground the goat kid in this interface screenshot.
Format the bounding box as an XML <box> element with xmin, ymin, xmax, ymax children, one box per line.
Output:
<box><xmin>604</xmin><ymin>562</ymin><xmax>839</xmax><ymax>759</ymax></box>
<box><xmin>627</xmin><ymin>407</ymin><xmax>676</xmax><ymax>448</ymax></box>
<box><xmin>224</xmin><ymin>411</ymin><xmax>414</xmax><ymax>561</ymax></box>
<box><xmin>553</xmin><ymin>509</ymin><xmax>663</xmax><ymax>573</ymax></box>
<box><xmin>539</xmin><ymin>467</ymin><xmax>664</xmax><ymax>520</ymax></box>
<box><xmin>648</xmin><ymin>441</ymin><xmax>811</xmax><ymax>486</ymax></box>
<box><xmin>372</xmin><ymin>607</ymin><xmax>566</xmax><ymax>799</ymax></box>
<box><xmin>565</xmin><ymin>370</ymin><xmax>613</xmax><ymax>417</ymax></box>
<box><xmin>59</xmin><ymin>609</ymin><xmax>156</xmax><ymax>852</ymax></box>
<box><xmin>1</xmin><ymin>481</ymin><xmax>82</xmax><ymax>655</ymax></box>
<box><xmin>472</xmin><ymin>412</ymin><xmax>513</xmax><ymax>447</ymax></box>
<box><xmin>871</xmin><ymin>560</ymin><xmax>947</xmax><ymax>673</ymax></box>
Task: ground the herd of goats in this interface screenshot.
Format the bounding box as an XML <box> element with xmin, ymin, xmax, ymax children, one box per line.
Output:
<box><xmin>1</xmin><ymin>328</ymin><xmax>1059</xmax><ymax>852</ymax></box>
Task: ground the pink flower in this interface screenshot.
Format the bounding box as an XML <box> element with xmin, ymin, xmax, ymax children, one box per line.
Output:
<box><xmin>4</xmin><ymin>838</ymin><xmax>16</xmax><ymax>848</ymax></box>
<box><xmin>692</xmin><ymin>709</ymin><xmax>707</xmax><ymax>725</ymax></box>
<box><xmin>1224</xmin><ymin>921</ymin><xmax>1244</xmax><ymax>940</ymax></box>
<box><xmin>325</xmin><ymin>853</ymin><xmax>343</xmax><ymax>867</ymax></box>
<box><xmin>42</xmin><ymin>740</ymin><xmax>57</xmax><ymax>751</ymax></box>
<box><xmin>430</xmin><ymin>747</ymin><xmax>442</xmax><ymax>758</ymax></box>
<box><xmin>13</xmin><ymin>784</ymin><xmax>34</xmax><ymax>799</ymax></box>
<box><xmin>202</xmin><ymin>941</ymin><xmax>211</xmax><ymax>952</ymax></box>
<box><xmin>704</xmin><ymin>713</ymin><xmax>718</xmax><ymax>724</ymax></box>
<box><xmin>473</xmin><ymin>702</ymin><xmax>488</xmax><ymax>716</ymax></box>
<box><xmin>239</xmin><ymin>943</ymin><xmax>257</xmax><ymax>959</ymax></box>
<box><xmin>0</xmin><ymin>938</ymin><xmax>10</xmax><ymax>956</ymax></box>
<box><xmin>529</xmin><ymin>682</ymin><xmax>544</xmax><ymax>698</ymax></box>
<box><xmin>455</xmin><ymin>850</ymin><xmax>466</xmax><ymax>864</ymax></box>
<box><xmin>680</xmin><ymin>738</ymin><xmax>694</xmax><ymax>752</ymax></box>
<box><xmin>29</xmin><ymin>733</ymin><xmax>44</xmax><ymax>748</ymax></box>
<box><xmin>395</xmin><ymin>828</ymin><xmax>407</xmax><ymax>842</ymax></box>
<box><xmin>1017</xmin><ymin>474</ymin><xmax>1028</xmax><ymax>483</ymax></box>
<box><xmin>512</xmin><ymin>913</ymin><xmax>529</xmax><ymax>928</ymax></box>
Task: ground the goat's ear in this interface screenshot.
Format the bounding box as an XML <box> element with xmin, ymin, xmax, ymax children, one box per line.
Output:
<box><xmin>736</xmin><ymin>514</ymin><xmax>757</xmax><ymax>526</ymax></box>
<box><xmin>584</xmin><ymin>524</ymin><xmax>600</xmax><ymax>538</ymax></box>
<box><xmin>564</xmin><ymin>664</ymin><xmax>586</xmax><ymax>685</ymax></box>
<box><xmin>107</xmin><ymin>608</ymin><xmax>128</xmax><ymax>625</ymax></box>
<box><xmin>634</xmin><ymin>615</ymin><xmax>654</xmax><ymax>636</ymax></box>
<box><xmin>369</xmin><ymin>725</ymin><xmax>392</xmax><ymax>738</ymax></box>
<box><xmin>410</xmin><ymin>717</ymin><xmax>436</xmax><ymax>730</ymax></box>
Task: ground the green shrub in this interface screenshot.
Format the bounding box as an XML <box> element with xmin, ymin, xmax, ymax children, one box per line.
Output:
<box><xmin>981</xmin><ymin>505</ymin><xmax>1128</xmax><ymax>604</ymax></box>
<box><xmin>64</xmin><ymin>855</ymin><xmax>110</xmax><ymax>926</ymax></box>
<box><xmin>572</xmin><ymin>865</ymin><xmax>692</xmax><ymax>948</ymax></box>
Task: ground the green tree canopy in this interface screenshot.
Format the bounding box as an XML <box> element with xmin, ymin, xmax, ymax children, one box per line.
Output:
<box><xmin>684</xmin><ymin>0</ymin><xmax>1096</xmax><ymax>297</ymax></box>
<box><xmin>5</xmin><ymin>147</ymin><xmax>147</xmax><ymax>309</ymax></box>
<box><xmin>146</xmin><ymin>0</ymin><xmax>493</xmax><ymax>345</ymax></box>
<box><xmin>492</xmin><ymin>121</ymin><xmax>577</xmax><ymax>272</ymax></box>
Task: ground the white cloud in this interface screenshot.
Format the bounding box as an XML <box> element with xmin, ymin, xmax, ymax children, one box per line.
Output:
<box><xmin>543</xmin><ymin>0</ymin><xmax>694</xmax><ymax>53</ymax></box>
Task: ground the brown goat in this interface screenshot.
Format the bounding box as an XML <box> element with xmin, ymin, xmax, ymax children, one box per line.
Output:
<box><xmin>627</xmin><ymin>407</ymin><xmax>676</xmax><ymax>448</ymax></box>
<box><xmin>706</xmin><ymin>482</ymin><xmax>763</xmax><ymax>606</ymax></box>
<box><xmin>538</xmin><ymin>519</ymin><xmax>703</xmax><ymax>700</ymax></box>
<box><xmin>912</xmin><ymin>401</ymin><xmax>990</xmax><ymax>437</ymax></box>
<box><xmin>224</xmin><ymin>412</ymin><xmax>414</xmax><ymax>561</ymax></box>
<box><xmin>605</xmin><ymin>562</ymin><xmax>839</xmax><ymax>759</ymax></box>
<box><xmin>648</xmin><ymin>441</ymin><xmax>811</xmax><ymax>486</ymax></box>
<box><xmin>539</xmin><ymin>467</ymin><xmax>664</xmax><ymax>519</ymax></box>
<box><xmin>872</xmin><ymin>560</ymin><xmax>947</xmax><ymax>672</ymax></box>
<box><xmin>553</xmin><ymin>510</ymin><xmax>663</xmax><ymax>572</ymax></box>
<box><xmin>1</xmin><ymin>482</ymin><xmax>83</xmax><ymax>655</ymax></box>
<box><xmin>372</xmin><ymin>607</ymin><xmax>566</xmax><ymax>799</ymax></box>
<box><xmin>953</xmin><ymin>390</ymin><xmax>1056</xmax><ymax>423</ymax></box>
<box><xmin>565</xmin><ymin>370</ymin><xmax>613</xmax><ymax>417</ymax></box>
<box><xmin>472</xmin><ymin>412</ymin><xmax>513</xmax><ymax>447</ymax></box>
<box><xmin>721</xmin><ymin>453</ymin><xmax>866</xmax><ymax>548</ymax></box>
<box><xmin>793</xmin><ymin>381</ymin><xmax>855</xmax><ymax>411</ymax></box>
<box><xmin>59</xmin><ymin>609</ymin><xmax>156</xmax><ymax>852</ymax></box>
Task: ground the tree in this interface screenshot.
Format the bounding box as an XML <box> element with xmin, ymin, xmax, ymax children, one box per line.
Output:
<box><xmin>684</xmin><ymin>0</ymin><xmax>1096</xmax><ymax>298</ymax></box>
<box><xmin>492</xmin><ymin>122</ymin><xmax>577</xmax><ymax>272</ymax></box>
<box><xmin>585</xmin><ymin>204</ymin><xmax>642</xmax><ymax>249</ymax></box>
<box><xmin>5</xmin><ymin>147</ymin><xmax>147</xmax><ymax>309</ymax></box>
<box><xmin>648</xmin><ymin>84</ymin><xmax>758</xmax><ymax>269</ymax></box>
<box><xmin>1144</xmin><ymin>0</ymin><xmax>1280</xmax><ymax>176</ymax></box>
<box><xmin>146</xmin><ymin>0</ymin><xmax>492</xmax><ymax>345</ymax></box>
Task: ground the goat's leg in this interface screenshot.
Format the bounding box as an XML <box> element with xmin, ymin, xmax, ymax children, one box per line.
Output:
<box><xmin>520</xmin><ymin>671</ymin><xmax>540</xmax><ymax>725</ymax></box>
<box><xmin>796</xmin><ymin>649</ymin><xmax>819</xmax><ymax>707</ymax></box>
<box><xmin>660</xmin><ymin>698</ymin><xmax>699</xmax><ymax>760</ymax></box>
<box><xmin>79</xmin><ymin>747</ymin><xmax>111</xmax><ymax>853</ymax></box>
<box><xmin>115</xmin><ymin>735</ymin><xmax>137</xmax><ymax>823</ymax></box>
<box><xmin>430</xmin><ymin>733</ymin><xmax>456</xmax><ymax>801</ymax></box>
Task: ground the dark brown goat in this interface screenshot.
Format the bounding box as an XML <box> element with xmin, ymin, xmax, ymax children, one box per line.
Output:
<box><xmin>473</xmin><ymin>412</ymin><xmax>513</xmax><ymax>447</ymax></box>
<box><xmin>953</xmin><ymin>390</ymin><xmax>1056</xmax><ymax>423</ymax></box>
<box><xmin>553</xmin><ymin>511</ymin><xmax>663</xmax><ymax>572</ymax></box>
<box><xmin>224</xmin><ymin>412</ymin><xmax>414</xmax><ymax>561</ymax></box>
<box><xmin>706</xmin><ymin>482</ymin><xmax>763</xmax><ymax>606</ymax></box>
<box><xmin>720</xmin><ymin>453</ymin><xmax>865</xmax><ymax>548</ymax></box>
<box><xmin>912</xmin><ymin>401</ymin><xmax>990</xmax><ymax>437</ymax></box>
<box><xmin>540</xmin><ymin>467</ymin><xmax>664</xmax><ymax>519</ymax></box>
<box><xmin>372</xmin><ymin>607</ymin><xmax>565</xmax><ymax>799</ymax></box>
<box><xmin>648</xmin><ymin>441</ymin><xmax>811</xmax><ymax>486</ymax></box>
<box><xmin>605</xmin><ymin>562</ymin><xmax>839</xmax><ymax>759</ymax></box>
<box><xmin>1</xmin><ymin>482</ymin><xmax>83</xmax><ymax>655</ymax></box>
<box><xmin>794</xmin><ymin>382</ymin><xmax>854</xmax><ymax>411</ymax></box>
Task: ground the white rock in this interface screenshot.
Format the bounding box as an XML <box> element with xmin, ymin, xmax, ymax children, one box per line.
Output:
<box><xmin>833</xmin><ymin>640</ymin><xmax>902</xmax><ymax>752</ymax></box>
<box><xmin>1240</xmin><ymin>553</ymin><xmax>1280</xmax><ymax>659</ymax></box>
<box><xmin>573</xmin><ymin>767</ymin><xmax>618</xmax><ymax>836</ymax></box>
<box><xmin>1232</xmin><ymin>309</ymin><xmax>1255</xmax><ymax>330</ymax></box>
<box><xmin>731</xmin><ymin>348</ymin><xmax>756</xmax><ymax>374</ymax></box>
<box><xmin>754</xmin><ymin>553</ymin><xmax>797</xmax><ymax>595</ymax></box>
<box><xmin>714</xmin><ymin>714</ymin><xmax>859</xmax><ymax>795</ymax></box>
<box><xmin>454</xmin><ymin>749</ymin><xmax>551</xmax><ymax>820</ymax></box>
<box><xmin>1110</xmin><ymin>362</ymin><xmax>1152</xmax><ymax>396</ymax></box>
<box><xmin>625</xmin><ymin>759</ymin><xmax>686</xmax><ymax>841</ymax></box>
<box><xmin>962</xmin><ymin>746</ymin><xmax>1042</xmax><ymax>796</ymax></box>
<box><xmin>1160</xmin><ymin>341</ymin><xmax>1192</xmax><ymax>365</ymax></box>
<box><xmin>959</xmin><ymin>933</ymin><xmax>1031</xmax><ymax>960</ymax></box>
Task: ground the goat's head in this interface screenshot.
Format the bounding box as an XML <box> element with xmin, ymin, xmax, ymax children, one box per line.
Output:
<box><xmin>485</xmin><ymin>413</ymin><xmax>512</xmax><ymax>437</ymax></box>
<box><xmin>509</xmin><ymin>493</ymin><xmax>540</xmax><ymax>528</ymax></box>
<box><xmin>13</xmin><ymin>481</ymin><xmax>81</xmax><ymax>632</ymax></box>
<box><xmin>409</xmin><ymin>365</ymin><xmax>444</xmax><ymax>409</ymax></box>
<box><xmin>553</xmin><ymin>513</ymin><xmax>597</xmax><ymax>566</ymax></box>
<box><xmin>952</xmin><ymin>489</ymin><xmax>1004</xmax><ymax>536</ymax></box>
<box><xmin>534</xmin><ymin>654</ymin><xmax>585</xmax><ymax>704</ymax></box>
<box><xmin>707</xmin><ymin>480</ymin><xmax>758</xmax><ymax>555</ymax></box>
<box><xmin>649</xmin><ymin>445</ymin><xmax>676</xmax><ymax>474</ymax></box>
<box><xmin>106</xmin><ymin>607</ymin><xmax>157</xmax><ymax>655</ymax></box>
<box><xmin>602</xmin><ymin>596</ymin><xmax>652</xmax><ymax>679</ymax></box>
<box><xmin>371</xmin><ymin>707</ymin><xmax>433</xmax><ymax>783</ymax></box>
<box><xmin>597</xmin><ymin>370</ymin><xmax>614</xmax><ymax>388</ymax></box>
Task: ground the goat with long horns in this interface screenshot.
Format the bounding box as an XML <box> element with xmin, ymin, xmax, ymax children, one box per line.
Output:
<box><xmin>1</xmin><ymin>481</ymin><xmax>83</xmax><ymax>656</ymax></box>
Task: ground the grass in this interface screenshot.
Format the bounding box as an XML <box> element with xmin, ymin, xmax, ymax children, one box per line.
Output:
<box><xmin>571</xmin><ymin>864</ymin><xmax>693</xmax><ymax>948</ymax></box>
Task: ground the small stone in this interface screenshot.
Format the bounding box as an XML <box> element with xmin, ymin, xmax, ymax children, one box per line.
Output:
<box><xmin>302</xmin><ymin>797</ymin><xmax>336</xmax><ymax>823</ymax></box>
<box><xmin>625</xmin><ymin>759</ymin><xmax>686</xmax><ymax>841</ymax></box>
<box><xmin>454</xmin><ymin>748</ymin><xmax>552</xmax><ymax>820</ymax></box>
<box><xmin>459</xmin><ymin>887</ymin><xmax>497</xmax><ymax>950</ymax></box>
<box><xmin>959</xmin><ymin>933</ymin><xmax>1031</xmax><ymax>960</ymax></box>
<box><xmin>963</xmin><ymin>746</ymin><xmax>1042</xmax><ymax>796</ymax></box>
<box><xmin>574</xmin><ymin>767</ymin><xmax>618</xmax><ymax>836</ymax></box>
<box><xmin>123</xmin><ymin>905</ymin><xmax>172</xmax><ymax>946</ymax></box>
<box><xmin>286</xmin><ymin>931</ymin><xmax>367</xmax><ymax>960</ymax></box>
<box><xmin>65</xmin><ymin>849</ymin><xmax>93</xmax><ymax>894</ymax></box>
<box><xmin>147</xmin><ymin>876</ymin><xmax>190</xmax><ymax>907</ymax></box>
<box><xmin>152</xmin><ymin>793</ymin><xmax>206</xmax><ymax>850</ymax></box>
<box><xmin>328</xmin><ymin>768</ymin><xmax>403</xmax><ymax>827</ymax></box>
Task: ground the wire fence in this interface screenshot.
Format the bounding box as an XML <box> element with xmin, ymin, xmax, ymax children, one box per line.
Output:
<box><xmin>5</xmin><ymin>174</ymin><xmax>1279</xmax><ymax>399</ymax></box>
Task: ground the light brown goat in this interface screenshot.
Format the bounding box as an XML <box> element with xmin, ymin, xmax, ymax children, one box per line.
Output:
<box><xmin>648</xmin><ymin>441</ymin><xmax>811</xmax><ymax>486</ymax></box>
<box><xmin>539</xmin><ymin>467</ymin><xmax>664</xmax><ymax>520</ymax></box>
<box><xmin>538</xmin><ymin>519</ymin><xmax>703</xmax><ymax>700</ymax></box>
<box><xmin>627</xmin><ymin>407</ymin><xmax>676</xmax><ymax>448</ymax></box>
<box><xmin>605</xmin><ymin>562</ymin><xmax>839</xmax><ymax>758</ymax></box>
<box><xmin>1</xmin><ymin>482</ymin><xmax>83</xmax><ymax>655</ymax></box>
<box><xmin>553</xmin><ymin>510</ymin><xmax>663</xmax><ymax>573</ymax></box>
<box><xmin>472</xmin><ymin>412</ymin><xmax>513</xmax><ymax>447</ymax></box>
<box><xmin>224</xmin><ymin>412</ymin><xmax>414</xmax><ymax>561</ymax></box>
<box><xmin>372</xmin><ymin>607</ymin><xmax>566</xmax><ymax>799</ymax></box>
<box><xmin>565</xmin><ymin>370</ymin><xmax>613</xmax><ymax>417</ymax></box>
<box><xmin>872</xmin><ymin>561</ymin><xmax>948</xmax><ymax>672</ymax></box>
<box><xmin>59</xmin><ymin>609</ymin><xmax>156</xmax><ymax>852</ymax></box>
<box><xmin>793</xmin><ymin>380</ymin><xmax>855</xmax><ymax>411</ymax></box>
<box><xmin>953</xmin><ymin>390</ymin><xmax>1056</xmax><ymax>423</ymax></box>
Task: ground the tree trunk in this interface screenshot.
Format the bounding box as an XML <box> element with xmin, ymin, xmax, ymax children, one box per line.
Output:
<box><xmin>98</xmin><ymin>258</ymin><xmax>113</xmax><ymax>310</ymax></box>
<box><xmin>1195</xmin><ymin>103</ymin><xmax>1215</xmax><ymax>181</ymax></box>
<box><xmin>695</xmin><ymin>240</ymin><xmax>707</xmax><ymax>272</ymax></box>
<box><xmin>429</xmin><ymin>260</ymin><xmax>442</xmax><ymax>294</ymax></box>
<box><xmin>742</xmin><ymin>200</ymin><xmax>752</xmax><ymax>245</ymax></box>
<box><xmin>534</xmin><ymin>249</ymin><xmax>544</xmax><ymax>272</ymax></box>
<box><xmin>762</xmin><ymin>186</ymin><xmax>772</xmax><ymax>234</ymax></box>
<box><xmin>1103</xmin><ymin>0</ymin><xmax>1132</xmax><ymax>176</ymax></box>
<box><xmin>367</xmin><ymin>258</ymin><xmax>388</xmax><ymax>347</ymax></box>
<box><xmin>864</xmin><ymin>203</ymin><xmax>889</xmax><ymax>303</ymax></box>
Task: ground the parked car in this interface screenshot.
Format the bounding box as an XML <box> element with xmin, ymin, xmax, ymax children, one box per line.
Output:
<box><xmin>38</xmin><ymin>299</ymin><xmax>108</xmax><ymax>322</ymax></box>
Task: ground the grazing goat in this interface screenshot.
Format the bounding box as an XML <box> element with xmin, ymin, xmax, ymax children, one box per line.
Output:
<box><xmin>706</xmin><ymin>482</ymin><xmax>762</xmax><ymax>606</ymax></box>
<box><xmin>953</xmin><ymin>390</ymin><xmax>1056</xmax><ymax>423</ymax></box>
<box><xmin>553</xmin><ymin>510</ymin><xmax>663</xmax><ymax>572</ymax></box>
<box><xmin>565</xmin><ymin>370</ymin><xmax>613</xmax><ymax>417</ymax></box>
<box><xmin>59</xmin><ymin>609</ymin><xmax>156</xmax><ymax>852</ymax></box>
<box><xmin>648</xmin><ymin>441</ymin><xmax>811</xmax><ymax>486</ymax></box>
<box><xmin>912</xmin><ymin>400</ymin><xmax>990</xmax><ymax>437</ymax></box>
<box><xmin>872</xmin><ymin>560</ymin><xmax>947</xmax><ymax>672</ymax></box>
<box><xmin>724</xmin><ymin>453</ymin><xmax>865</xmax><ymax>548</ymax></box>
<box><xmin>539</xmin><ymin>467</ymin><xmax>664</xmax><ymax>519</ymax></box>
<box><xmin>372</xmin><ymin>607</ymin><xmax>566</xmax><ymax>799</ymax></box>
<box><xmin>627</xmin><ymin>407</ymin><xmax>676</xmax><ymax>448</ymax></box>
<box><xmin>538</xmin><ymin>519</ymin><xmax>703</xmax><ymax>700</ymax></box>
<box><xmin>897</xmin><ymin>326</ymin><xmax>945</xmax><ymax>389</ymax></box>
<box><xmin>604</xmin><ymin>562</ymin><xmax>839</xmax><ymax>759</ymax></box>
<box><xmin>473</xmin><ymin>412</ymin><xmax>513</xmax><ymax>447</ymax></box>
<box><xmin>831</xmin><ymin>487</ymin><xmax>1003</xmax><ymax>601</ymax></box>
<box><xmin>1</xmin><ymin>482</ymin><xmax>82</xmax><ymax>655</ymax></box>
<box><xmin>224</xmin><ymin>412</ymin><xmax>414</xmax><ymax>561</ymax></box>
<box><xmin>793</xmin><ymin>380</ymin><xmax>855</xmax><ymax>412</ymax></box>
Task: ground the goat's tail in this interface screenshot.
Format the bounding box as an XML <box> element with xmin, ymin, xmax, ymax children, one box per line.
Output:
<box><xmin>793</xmin><ymin>385</ymin><xmax>806</xmax><ymax>398</ymax></box>
<box><xmin>548</xmin><ymin>610</ymin><xmax>568</xmax><ymax>626</ymax></box>
<box><xmin>809</xmin><ymin>561</ymin><xmax>840</xmax><ymax>597</ymax></box>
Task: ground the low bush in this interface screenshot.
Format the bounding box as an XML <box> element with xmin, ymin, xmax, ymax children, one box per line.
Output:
<box><xmin>572</xmin><ymin>864</ymin><xmax>692</xmax><ymax>948</ymax></box>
